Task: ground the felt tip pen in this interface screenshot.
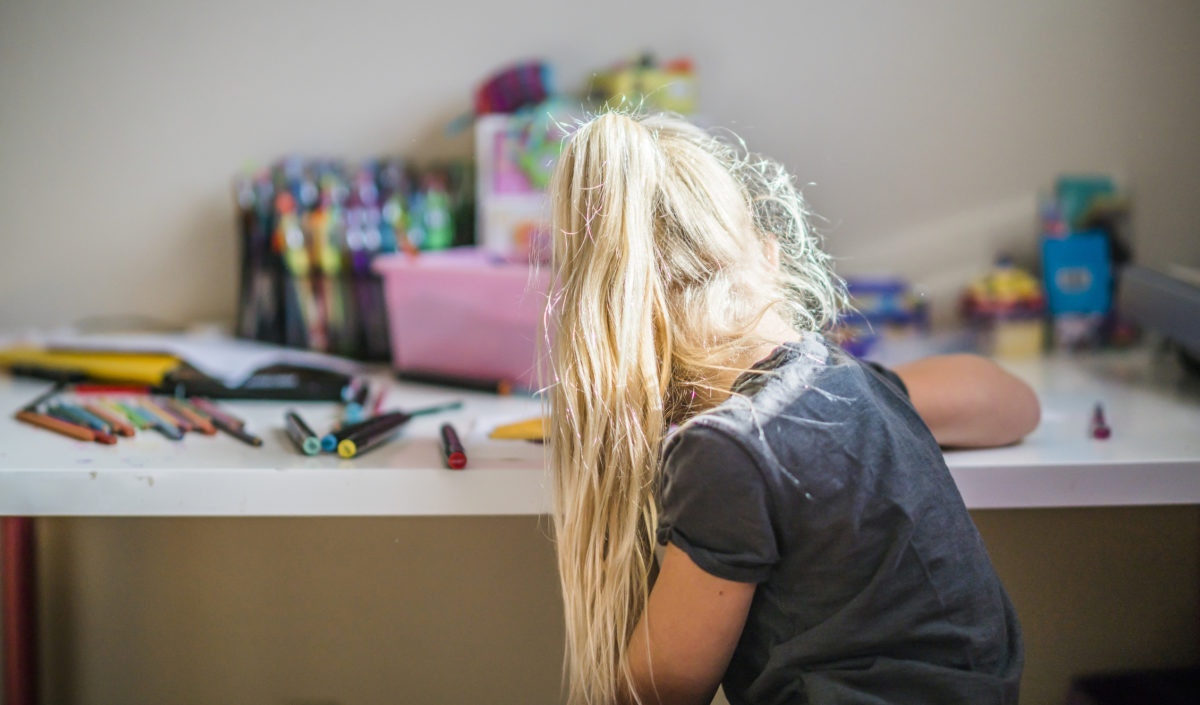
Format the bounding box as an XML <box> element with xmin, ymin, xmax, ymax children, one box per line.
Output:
<box><xmin>1089</xmin><ymin>402</ymin><xmax>1111</xmax><ymax>440</ymax></box>
<box><xmin>336</xmin><ymin>410</ymin><xmax>426</xmax><ymax>458</ymax></box>
<box><xmin>322</xmin><ymin>410</ymin><xmax>406</xmax><ymax>450</ymax></box>
<box><xmin>440</xmin><ymin>423</ymin><xmax>467</xmax><ymax>469</ymax></box>
<box><xmin>319</xmin><ymin>401</ymin><xmax>464</xmax><ymax>453</ymax></box>
<box><xmin>341</xmin><ymin>381</ymin><xmax>374</xmax><ymax>424</ymax></box>
<box><xmin>284</xmin><ymin>410</ymin><xmax>322</xmax><ymax>455</ymax></box>
<box><xmin>336</xmin><ymin>424</ymin><xmax>400</xmax><ymax>459</ymax></box>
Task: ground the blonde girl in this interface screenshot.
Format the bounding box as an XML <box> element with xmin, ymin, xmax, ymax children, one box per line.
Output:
<box><xmin>546</xmin><ymin>111</ymin><xmax>1038</xmax><ymax>705</ymax></box>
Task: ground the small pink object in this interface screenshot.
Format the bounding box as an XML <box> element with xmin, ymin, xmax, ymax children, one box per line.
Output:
<box><xmin>1089</xmin><ymin>403</ymin><xmax>1112</xmax><ymax>440</ymax></box>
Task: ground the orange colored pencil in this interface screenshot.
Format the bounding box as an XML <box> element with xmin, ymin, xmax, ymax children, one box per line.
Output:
<box><xmin>82</xmin><ymin>402</ymin><xmax>136</xmax><ymax>437</ymax></box>
<box><xmin>15</xmin><ymin>410</ymin><xmax>95</xmax><ymax>442</ymax></box>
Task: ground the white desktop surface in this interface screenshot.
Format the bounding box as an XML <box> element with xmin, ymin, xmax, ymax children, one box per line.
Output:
<box><xmin>1</xmin><ymin>347</ymin><xmax>1198</xmax><ymax>517</ymax></box>
<box><xmin>0</xmin><ymin>380</ymin><xmax>548</xmax><ymax>516</ymax></box>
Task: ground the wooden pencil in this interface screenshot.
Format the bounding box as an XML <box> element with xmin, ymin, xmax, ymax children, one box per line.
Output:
<box><xmin>15</xmin><ymin>410</ymin><xmax>95</xmax><ymax>442</ymax></box>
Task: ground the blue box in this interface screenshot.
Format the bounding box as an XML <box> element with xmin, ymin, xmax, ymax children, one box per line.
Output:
<box><xmin>1042</xmin><ymin>232</ymin><xmax>1111</xmax><ymax>314</ymax></box>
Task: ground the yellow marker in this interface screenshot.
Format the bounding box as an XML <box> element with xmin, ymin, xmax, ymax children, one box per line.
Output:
<box><xmin>337</xmin><ymin>439</ymin><xmax>357</xmax><ymax>458</ymax></box>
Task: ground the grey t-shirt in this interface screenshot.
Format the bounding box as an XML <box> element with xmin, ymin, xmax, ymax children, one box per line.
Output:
<box><xmin>657</xmin><ymin>335</ymin><xmax>1022</xmax><ymax>705</ymax></box>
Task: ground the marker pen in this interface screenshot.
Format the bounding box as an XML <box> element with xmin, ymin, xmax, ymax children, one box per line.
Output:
<box><xmin>1089</xmin><ymin>402</ymin><xmax>1111</xmax><ymax>440</ymax></box>
<box><xmin>284</xmin><ymin>410</ymin><xmax>322</xmax><ymax>455</ymax></box>
<box><xmin>320</xmin><ymin>401</ymin><xmax>464</xmax><ymax>453</ymax></box>
<box><xmin>337</xmin><ymin>412</ymin><xmax>413</xmax><ymax>459</ymax></box>
<box><xmin>440</xmin><ymin>423</ymin><xmax>467</xmax><ymax>469</ymax></box>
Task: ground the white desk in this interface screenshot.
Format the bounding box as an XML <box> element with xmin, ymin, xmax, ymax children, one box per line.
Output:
<box><xmin>2</xmin><ymin>347</ymin><xmax>1198</xmax><ymax>517</ymax></box>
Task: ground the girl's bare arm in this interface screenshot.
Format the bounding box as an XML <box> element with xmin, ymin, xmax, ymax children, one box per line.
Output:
<box><xmin>892</xmin><ymin>354</ymin><xmax>1041</xmax><ymax>448</ymax></box>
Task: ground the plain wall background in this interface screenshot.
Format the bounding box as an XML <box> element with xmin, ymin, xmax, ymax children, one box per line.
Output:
<box><xmin>1</xmin><ymin>0</ymin><xmax>1198</xmax><ymax>330</ymax></box>
<box><xmin>3</xmin><ymin>2</ymin><xmax>1200</xmax><ymax>704</ymax></box>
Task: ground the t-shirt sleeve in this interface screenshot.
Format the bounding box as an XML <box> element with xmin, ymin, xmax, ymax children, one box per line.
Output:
<box><xmin>657</xmin><ymin>424</ymin><xmax>779</xmax><ymax>584</ymax></box>
<box><xmin>865</xmin><ymin>360</ymin><xmax>909</xmax><ymax>398</ymax></box>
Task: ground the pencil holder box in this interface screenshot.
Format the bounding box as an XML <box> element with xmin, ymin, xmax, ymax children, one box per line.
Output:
<box><xmin>372</xmin><ymin>248</ymin><xmax>550</xmax><ymax>391</ymax></box>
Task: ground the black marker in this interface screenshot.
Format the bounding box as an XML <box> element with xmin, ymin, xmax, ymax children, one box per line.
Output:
<box><xmin>337</xmin><ymin>414</ymin><xmax>410</xmax><ymax>459</ymax></box>
<box><xmin>320</xmin><ymin>400</ymin><xmax>464</xmax><ymax>452</ymax></box>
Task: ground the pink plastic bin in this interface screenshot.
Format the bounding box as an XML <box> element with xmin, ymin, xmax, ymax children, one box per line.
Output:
<box><xmin>372</xmin><ymin>249</ymin><xmax>550</xmax><ymax>390</ymax></box>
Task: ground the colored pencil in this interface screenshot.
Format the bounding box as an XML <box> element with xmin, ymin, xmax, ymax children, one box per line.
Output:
<box><xmin>15</xmin><ymin>410</ymin><xmax>95</xmax><ymax>442</ymax></box>
<box><xmin>82</xmin><ymin>403</ymin><xmax>136</xmax><ymax>437</ymax></box>
<box><xmin>109</xmin><ymin>401</ymin><xmax>153</xmax><ymax>430</ymax></box>
<box><xmin>188</xmin><ymin>398</ymin><xmax>246</xmax><ymax>430</ymax></box>
<box><xmin>142</xmin><ymin>399</ymin><xmax>192</xmax><ymax>433</ymax></box>
<box><xmin>118</xmin><ymin>401</ymin><xmax>182</xmax><ymax>440</ymax></box>
<box><xmin>49</xmin><ymin>403</ymin><xmax>110</xmax><ymax>434</ymax></box>
<box><xmin>165</xmin><ymin>398</ymin><xmax>216</xmax><ymax>435</ymax></box>
<box><xmin>210</xmin><ymin>413</ymin><xmax>263</xmax><ymax>447</ymax></box>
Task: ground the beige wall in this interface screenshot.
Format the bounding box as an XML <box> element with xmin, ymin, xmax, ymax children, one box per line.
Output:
<box><xmin>17</xmin><ymin>507</ymin><xmax>1200</xmax><ymax>705</ymax></box>
<box><xmin>1</xmin><ymin>0</ymin><xmax>1198</xmax><ymax>330</ymax></box>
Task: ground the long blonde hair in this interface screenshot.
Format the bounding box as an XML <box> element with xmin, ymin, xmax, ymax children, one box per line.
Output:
<box><xmin>546</xmin><ymin>111</ymin><xmax>843</xmax><ymax>704</ymax></box>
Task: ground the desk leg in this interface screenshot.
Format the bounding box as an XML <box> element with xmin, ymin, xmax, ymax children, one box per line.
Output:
<box><xmin>2</xmin><ymin>517</ymin><xmax>37</xmax><ymax>705</ymax></box>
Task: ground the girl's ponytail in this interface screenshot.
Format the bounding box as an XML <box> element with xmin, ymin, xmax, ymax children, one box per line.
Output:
<box><xmin>549</xmin><ymin>112</ymin><xmax>668</xmax><ymax>705</ymax></box>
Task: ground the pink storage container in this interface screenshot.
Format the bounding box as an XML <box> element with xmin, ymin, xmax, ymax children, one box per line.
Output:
<box><xmin>372</xmin><ymin>248</ymin><xmax>550</xmax><ymax>391</ymax></box>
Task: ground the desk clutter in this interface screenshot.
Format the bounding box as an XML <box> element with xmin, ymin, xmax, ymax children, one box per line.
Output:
<box><xmin>0</xmin><ymin>331</ymin><xmax>489</xmax><ymax>463</ymax></box>
<box><xmin>10</xmin><ymin>380</ymin><xmax>471</xmax><ymax>465</ymax></box>
<box><xmin>230</xmin><ymin>56</ymin><xmax>698</xmax><ymax>387</ymax></box>
<box><xmin>15</xmin><ymin>383</ymin><xmax>263</xmax><ymax>447</ymax></box>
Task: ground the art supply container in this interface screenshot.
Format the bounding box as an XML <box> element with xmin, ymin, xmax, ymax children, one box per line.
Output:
<box><xmin>373</xmin><ymin>248</ymin><xmax>551</xmax><ymax>391</ymax></box>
